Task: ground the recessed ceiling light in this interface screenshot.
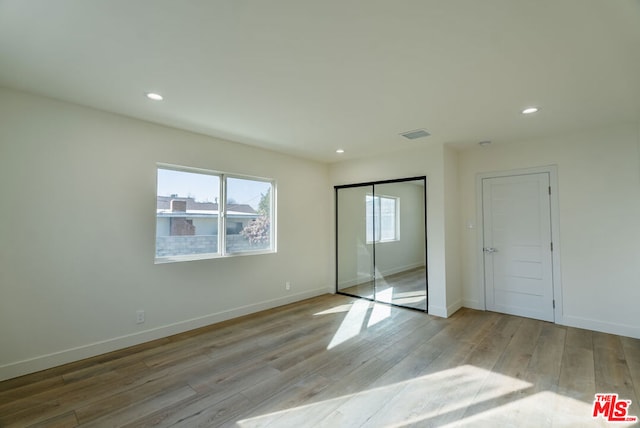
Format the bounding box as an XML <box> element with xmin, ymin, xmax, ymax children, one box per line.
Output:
<box><xmin>145</xmin><ymin>92</ymin><xmax>164</xmax><ymax>101</ymax></box>
<box><xmin>521</xmin><ymin>107</ymin><xmax>539</xmax><ymax>114</ymax></box>
<box><xmin>336</xmin><ymin>149</ymin><xmax>345</xmax><ymax>154</ymax></box>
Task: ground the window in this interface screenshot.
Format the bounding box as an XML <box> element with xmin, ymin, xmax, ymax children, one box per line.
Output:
<box><xmin>366</xmin><ymin>194</ymin><xmax>399</xmax><ymax>243</ymax></box>
<box><xmin>225</xmin><ymin>176</ymin><xmax>272</xmax><ymax>254</ymax></box>
<box><xmin>155</xmin><ymin>165</ymin><xmax>275</xmax><ymax>262</ymax></box>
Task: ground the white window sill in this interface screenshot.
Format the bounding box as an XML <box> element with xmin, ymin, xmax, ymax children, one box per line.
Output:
<box><xmin>155</xmin><ymin>249</ymin><xmax>276</xmax><ymax>264</ymax></box>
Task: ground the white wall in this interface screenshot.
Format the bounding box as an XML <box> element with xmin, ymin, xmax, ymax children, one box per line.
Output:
<box><xmin>458</xmin><ymin>122</ymin><xmax>640</xmax><ymax>339</ymax></box>
<box><xmin>0</xmin><ymin>88</ymin><xmax>331</xmax><ymax>380</ymax></box>
<box><xmin>443</xmin><ymin>146</ymin><xmax>462</xmax><ymax>313</ymax></box>
<box><xmin>330</xmin><ymin>143</ymin><xmax>458</xmax><ymax>317</ymax></box>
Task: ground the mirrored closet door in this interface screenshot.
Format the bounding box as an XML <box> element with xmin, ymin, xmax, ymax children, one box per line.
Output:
<box><xmin>335</xmin><ymin>177</ymin><xmax>427</xmax><ymax>311</ymax></box>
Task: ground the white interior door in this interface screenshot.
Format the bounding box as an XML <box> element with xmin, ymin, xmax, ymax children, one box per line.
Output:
<box><xmin>482</xmin><ymin>173</ymin><xmax>554</xmax><ymax>322</ymax></box>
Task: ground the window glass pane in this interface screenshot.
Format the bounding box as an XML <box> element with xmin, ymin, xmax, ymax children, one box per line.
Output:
<box><xmin>365</xmin><ymin>195</ymin><xmax>374</xmax><ymax>243</ymax></box>
<box><xmin>379</xmin><ymin>197</ymin><xmax>396</xmax><ymax>241</ymax></box>
<box><xmin>226</xmin><ymin>177</ymin><xmax>273</xmax><ymax>253</ymax></box>
<box><xmin>156</xmin><ymin>168</ymin><xmax>220</xmax><ymax>258</ymax></box>
<box><xmin>366</xmin><ymin>194</ymin><xmax>398</xmax><ymax>243</ymax></box>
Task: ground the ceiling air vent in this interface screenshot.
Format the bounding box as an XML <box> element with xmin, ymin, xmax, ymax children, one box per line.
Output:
<box><xmin>400</xmin><ymin>129</ymin><xmax>431</xmax><ymax>140</ymax></box>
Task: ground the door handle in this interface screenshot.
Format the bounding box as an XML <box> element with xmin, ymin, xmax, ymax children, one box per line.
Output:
<box><xmin>483</xmin><ymin>247</ymin><xmax>498</xmax><ymax>253</ymax></box>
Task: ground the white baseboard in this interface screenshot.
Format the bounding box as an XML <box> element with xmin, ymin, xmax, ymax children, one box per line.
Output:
<box><xmin>561</xmin><ymin>314</ymin><xmax>640</xmax><ymax>340</ymax></box>
<box><xmin>454</xmin><ymin>303</ymin><xmax>639</xmax><ymax>340</ymax></box>
<box><xmin>447</xmin><ymin>300</ymin><xmax>463</xmax><ymax>317</ymax></box>
<box><xmin>0</xmin><ymin>287</ymin><xmax>327</xmax><ymax>382</ymax></box>
<box><xmin>337</xmin><ymin>277</ymin><xmax>364</xmax><ymax>288</ymax></box>
<box><xmin>429</xmin><ymin>299</ymin><xmax>462</xmax><ymax>319</ymax></box>
<box><xmin>428</xmin><ymin>305</ymin><xmax>447</xmax><ymax>318</ymax></box>
<box><xmin>462</xmin><ymin>299</ymin><xmax>484</xmax><ymax>310</ymax></box>
<box><xmin>378</xmin><ymin>262</ymin><xmax>425</xmax><ymax>278</ymax></box>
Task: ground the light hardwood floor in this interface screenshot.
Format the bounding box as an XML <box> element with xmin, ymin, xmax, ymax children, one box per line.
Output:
<box><xmin>1</xmin><ymin>294</ymin><xmax>639</xmax><ymax>427</ymax></box>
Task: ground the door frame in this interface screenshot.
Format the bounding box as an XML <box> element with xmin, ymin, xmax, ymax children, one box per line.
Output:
<box><xmin>475</xmin><ymin>165</ymin><xmax>563</xmax><ymax>324</ymax></box>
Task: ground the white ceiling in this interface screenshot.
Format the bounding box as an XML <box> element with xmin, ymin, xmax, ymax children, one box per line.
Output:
<box><xmin>1</xmin><ymin>1</ymin><xmax>639</xmax><ymax>162</ymax></box>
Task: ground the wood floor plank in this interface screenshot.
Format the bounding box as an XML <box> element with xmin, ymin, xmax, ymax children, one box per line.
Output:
<box><xmin>122</xmin><ymin>391</ymin><xmax>250</xmax><ymax>428</ymax></box>
<box><xmin>260</xmin><ymin>357</ymin><xmax>397</xmax><ymax>428</ymax></box>
<box><xmin>240</xmin><ymin>356</ymin><xmax>327</xmax><ymax>406</ymax></box>
<box><xmin>162</xmin><ymin>392</ymin><xmax>251</xmax><ymax>428</ymax></box>
<box><xmin>312</xmin><ymin>310</ymin><xmax>489</xmax><ymax>427</ymax></box>
<box><xmin>457</xmin><ymin>316</ymin><xmax>543</xmax><ymax>422</ymax></box>
<box><xmin>564</xmin><ymin>326</ymin><xmax>594</xmax><ymax>350</ymax></box>
<box><xmin>0</xmin><ymin>399</ymin><xmax>66</xmax><ymax>428</ymax></box>
<box><xmin>25</xmin><ymin>410</ymin><xmax>78</xmax><ymax>428</ymax></box>
<box><xmin>0</xmin><ymin>337</ymin><xmax>172</xmax><ymax>395</ymax></box>
<box><xmin>558</xmin><ymin>328</ymin><xmax>596</xmax><ymax>402</ymax></box>
<box><xmin>593</xmin><ymin>333</ymin><xmax>640</xmax><ymax>421</ymax></box>
<box><xmin>510</xmin><ymin>322</ymin><xmax>568</xmax><ymax>423</ymax></box>
<box><xmin>422</xmin><ymin>315</ymin><xmax>526</xmax><ymax>426</ymax></box>
<box><xmin>622</xmin><ymin>344</ymin><xmax>640</xmax><ymax>421</ymax></box>
<box><xmin>77</xmin><ymin>385</ymin><xmax>197</xmax><ymax>427</ymax></box>
<box><xmin>462</xmin><ymin>314</ymin><xmax>523</xmax><ymax>370</ymax></box>
<box><xmin>0</xmin><ymin>371</ymin><xmax>65</xmax><ymax>395</ymax></box>
<box><xmin>526</xmin><ymin>323</ymin><xmax>566</xmax><ymax>381</ymax></box>
<box><xmin>0</xmin><ymin>362</ymin><xmax>144</xmax><ymax>426</ymax></box>
<box><xmin>1</xmin><ymin>294</ymin><xmax>638</xmax><ymax>428</ymax></box>
<box><xmin>491</xmin><ymin>317</ymin><xmax>543</xmax><ymax>379</ymax></box>
<box><xmin>230</xmin><ymin>373</ymin><xmax>333</xmax><ymax>428</ymax></box>
<box><xmin>0</xmin><ymin>375</ymin><xmax>66</xmax><ymax>405</ymax></box>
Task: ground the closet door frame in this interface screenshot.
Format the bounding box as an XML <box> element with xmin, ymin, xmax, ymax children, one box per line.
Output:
<box><xmin>335</xmin><ymin>176</ymin><xmax>428</xmax><ymax>312</ymax></box>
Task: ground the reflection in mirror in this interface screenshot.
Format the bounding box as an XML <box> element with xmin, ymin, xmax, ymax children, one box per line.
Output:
<box><xmin>336</xmin><ymin>185</ymin><xmax>374</xmax><ymax>300</ymax></box>
<box><xmin>335</xmin><ymin>177</ymin><xmax>427</xmax><ymax>312</ymax></box>
<box><xmin>373</xmin><ymin>180</ymin><xmax>427</xmax><ymax>311</ymax></box>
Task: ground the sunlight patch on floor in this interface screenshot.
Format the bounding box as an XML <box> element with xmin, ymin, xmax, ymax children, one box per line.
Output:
<box><xmin>313</xmin><ymin>304</ymin><xmax>355</xmax><ymax>315</ymax></box>
<box><xmin>366</xmin><ymin>302</ymin><xmax>391</xmax><ymax>328</ymax></box>
<box><xmin>326</xmin><ymin>299</ymin><xmax>372</xmax><ymax>350</ymax></box>
<box><xmin>236</xmin><ymin>365</ymin><xmax>533</xmax><ymax>428</ymax></box>
<box><xmin>441</xmin><ymin>391</ymin><xmax>629</xmax><ymax>428</ymax></box>
<box><xmin>316</xmin><ymin>300</ymin><xmax>392</xmax><ymax>349</ymax></box>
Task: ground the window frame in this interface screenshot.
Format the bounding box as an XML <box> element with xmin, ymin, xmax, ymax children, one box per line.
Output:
<box><xmin>155</xmin><ymin>163</ymin><xmax>276</xmax><ymax>264</ymax></box>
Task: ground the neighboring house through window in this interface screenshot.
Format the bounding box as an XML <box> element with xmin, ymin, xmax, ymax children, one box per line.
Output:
<box><xmin>155</xmin><ymin>165</ymin><xmax>275</xmax><ymax>262</ymax></box>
